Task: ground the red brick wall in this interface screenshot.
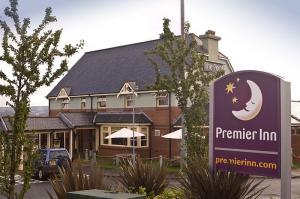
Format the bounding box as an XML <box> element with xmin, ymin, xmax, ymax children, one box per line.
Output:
<box><xmin>142</xmin><ymin>107</ymin><xmax>181</xmax><ymax>158</ymax></box>
<box><xmin>51</xmin><ymin>107</ymin><xmax>182</xmax><ymax>159</ymax></box>
<box><xmin>97</xmin><ymin>146</ymin><xmax>149</xmax><ymax>158</ymax></box>
<box><xmin>292</xmin><ymin>134</ymin><xmax>300</xmax><ymax>163</ymax></box>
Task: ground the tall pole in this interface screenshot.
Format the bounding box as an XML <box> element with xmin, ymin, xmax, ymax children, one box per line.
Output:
<box><xmin>181</xmin><ymin>0</ymin><xmax>185</xmax><ymax>38</ymax></box>
<box><xmin>180</xmin><ymin>0</ymin><xmax>187</xmax><ymax>168</ymax></box>
<box><xmin>132</xmin><ymin>89</ymin><xmax>136</xmax><ymax>163</ymax></box>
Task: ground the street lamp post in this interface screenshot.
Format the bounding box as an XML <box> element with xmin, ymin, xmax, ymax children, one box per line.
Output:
<box><xmin>180</xmin><ymin>0</ymin><xmax>187</xmax><ymax>168</ymax></box>
<box><xmin>131</xmin><ymin>85</ymin><xmax>138</xmax><ymax>163</ymax></box>
<box><xmin>132</xmin><ymin>89</ymin><xmax>136</xmax><ymax>162</ymax></box>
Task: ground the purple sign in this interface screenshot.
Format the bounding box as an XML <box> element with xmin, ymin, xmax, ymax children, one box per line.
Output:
<box><xmin>210</xmin><ymin>70</ymin><xmax>282</xmax><ymax>177</ymax></box>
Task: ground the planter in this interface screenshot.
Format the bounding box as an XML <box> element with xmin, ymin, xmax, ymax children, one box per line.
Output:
<box><xmin>67</xmin><ymin>189</ymin><xmax>145</xmax><ymax>199</ymax></box>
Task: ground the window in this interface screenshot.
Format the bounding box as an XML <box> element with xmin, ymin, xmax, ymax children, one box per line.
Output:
<box><xmin>156</xmin><ymin>92</ymin><xmax>169</xmax><ymax>107</ymax></box>
<box><xmin>111</xmin><ymin>127</ymin><xmax>127</xmax><ymax>146</ymax></box>
<box><xmin>97</xmin><ymin>96</ymin><xmax>106</xmax><ymax>108</ymax></box>
<box><xmin>140</xmin><ymin>128</ymin><xmax>148</xmax><ymax>147</ymax></box>
<box><xmin>101</xmin><ymin>126</ymin><xmax>149</xmax><ymax>147</ymax></box>
<box><xmin>297</xmin><ymin>128</ymin><xmax>300</xmax><ymax>135</ymax></box>
<box><xmin>81</xmin><ymin>97</ymin><xmax>86</xmax><ymax>110</ymax></box>
<box><xmin>154</xmin><ymin>129</ymin><xmax>161</xmax><ymax>136</ymax></box>
<box><xmin>102</xmin><ymin>127</ymin><xmax>109</xmax><ymax>145</ymax></box>
<box><xmin>28</xmin><ymin>134</ymin><xmax>39</xmax><ymax>150</ymax></box>
<box><xmin>125</xmin><ymin>95</ymin><xmax>134</xmax><ymax>108</ymax></box>
<box><xmin>40</xmin><ymin>134</ymin><xmax>48</xmax><ymax>148</ymax></box>
<box><xmin>130</xmin><ymin>127</ymin><xmax>138</xmax><ymax>146</ymax></box>
<box><xmin>55</xmin><ymin>132</ymin><xmax>65</xmax><ymax>148</ymax></box>
<box><xmin>61</xmin><ymin>99</ymin><xmax>69</xmax><ymax>110</ymax></box>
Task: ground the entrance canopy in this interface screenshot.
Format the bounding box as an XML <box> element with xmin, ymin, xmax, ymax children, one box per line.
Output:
<box><xmin>105</xmin><ymin>128</ymin><xmax>144</xmax><ymax>139</ymax></box>
<box><xmin>162</xmin><ymin>129</ymin><xmax>182</xmax><ymax>139</ymax></box>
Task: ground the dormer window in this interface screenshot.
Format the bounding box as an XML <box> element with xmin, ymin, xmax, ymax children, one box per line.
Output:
<box><xmin>81</xmin><ymin>97</ymin><xmax>86</xmax><ymax>109</ymax></box>
<box><xmin>97</xmin><ymin>96</ymin><xmax>106</xmax><ymax>108</ymax></box>
<box><xmin>57</xmin><ymin>88</ymin><xmax>71</xmax><ymax>99</ymax></box>
<box><xmin>59</xmin><ymin>89</ymin><xmax>67</xmax><ymax>97</ymax></box>
<box><xmin>117</xmin><ymin>82</ymin><xmax>138</xmax><ymax>97</ymax></box>
<box><xmin>156</xmin><ymin>92</ymin><xmax>169</xmax><ymax>107</ymax></box>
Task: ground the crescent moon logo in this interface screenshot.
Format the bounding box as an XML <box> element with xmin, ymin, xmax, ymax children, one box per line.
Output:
<box><xmin>232</xmin><ymin>80</ymin><xmax>263</xmax><ymax>121</ymax></box>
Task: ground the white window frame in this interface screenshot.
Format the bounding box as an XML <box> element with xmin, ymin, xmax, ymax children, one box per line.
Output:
<box><xmin>154</xmin><ymin>129</ymin><xmax>161</xmax><ymax>136</ymax></box>
<box><xmin>97</xmin><ymin>96</ymin><xmax>107</xmax><ymax>109</ymax></box>
<box><xmin>62</xmin><ymin>99</ymin><xmax>69</xmax><ymax>110</ymax></box>
<box><xmin>156</xmin><ymin>92</ymin><xmax>169</xmax><ymax>107</ymax></box>
<box><xmin>81</xmin><ymin>97</ymin><xmax>86</xmax><ymax>110</ymax></box>
<box><xmin>125</xmin><ymin>95</ymin><xmax>134</xmax><ymax>108</ymax></box>
<box><xmin>100</xmin><ymin>125</ymin><xmax>149</xmax><ymax>148</ymax></box>
<box><xmin>57</xmin><ymin>88</ymin><xmax>70</xmax><ymax>99</ymax></box>
<box><xmin>58</xmin><ymin>89</ymin><xmax>67</xmax><ymax>97</ymax></box>
<box><xmin>102</xmin><ymin>126</ymin><xmax>110</xmax><ymax>145</ymax></box>
<box><xmin>140</xmin><ymin>127</ymin><xmax>148</xmax><ymax>147</ymax></box>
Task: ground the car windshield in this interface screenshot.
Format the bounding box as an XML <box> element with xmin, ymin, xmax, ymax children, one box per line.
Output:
<box><xmin>49</xmin><ymin>150</ymin><xmax>69</xmax><ymax>159</ymax></box>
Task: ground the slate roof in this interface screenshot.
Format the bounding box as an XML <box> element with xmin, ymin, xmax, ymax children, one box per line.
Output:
<box><xmin>59</xmin><ymin>112</ymin><xmax>96</xmax><ymax>128</ymax></box>
<box><xmin>0</xmin><ymin>117</ymin><xmax>69</xmax><ymax>132</ymax></box>
<box><xmin>94</xmin><ymin>112</ymin><xmax>152</xmax><ymax>124</ymax></box>
<box><xmin>47</xmin><ymin>34</ymin><xmax>208</xmax><ymax>97</ymax></box>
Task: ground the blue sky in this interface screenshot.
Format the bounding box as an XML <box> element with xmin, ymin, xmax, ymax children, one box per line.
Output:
<box><xmin>0</xmin><ymin>0</ymin><xmax>299</xmax><ymax>106</ymax></box>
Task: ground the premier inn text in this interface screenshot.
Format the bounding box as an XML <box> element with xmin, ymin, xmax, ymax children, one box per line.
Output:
<box><xmin>216</xmin><ymin>127</ymin><xmax>277</xmax><ymax>141</ymax></box>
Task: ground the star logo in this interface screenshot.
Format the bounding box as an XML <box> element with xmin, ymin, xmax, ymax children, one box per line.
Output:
<box><xmin>227</xmin><ymin>78</ymin><xmax>263</xmax><ymax>121</ymax></box>
<box><xmin>232</xmin><ymin>97</ymin><xmax>238</xmax><ymax>104</ymax></box>
<box><xmin>225</xmin><ymin>82</ymin><xmax>235</xmax><ymax>93</ymax></box>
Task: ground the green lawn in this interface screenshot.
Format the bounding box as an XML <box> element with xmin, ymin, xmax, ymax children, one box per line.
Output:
<box><xmin>292</xmin><ymin>163</ymin><xmax>300</xmax><ymax>169</ymax></box>
<box><xmin>75</xmin><ymin>157</ymin><xmax>181</xmax><ymax>174</ymax></box>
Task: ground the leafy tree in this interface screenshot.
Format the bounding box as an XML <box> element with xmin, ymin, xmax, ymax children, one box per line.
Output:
<box><xmin>0</xmin><ymin>0</ymin><xmax>83</xmax><ymax>198</ymax></box>
<box><xmin>147</xmin><ymin>18</ymin><xmax>223</xmax><ymax>158</ymax></box>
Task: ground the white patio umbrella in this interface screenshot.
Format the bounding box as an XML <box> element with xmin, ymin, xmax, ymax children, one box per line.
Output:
<box><xmin>105</xmin><ymin>128</ymin><xmax>144</xmax><ymax>139</ymax></box>
<box><xmin>162</xmin><ymin>129</ymin><xmax>182</xmax><ymax>139</ymax></box>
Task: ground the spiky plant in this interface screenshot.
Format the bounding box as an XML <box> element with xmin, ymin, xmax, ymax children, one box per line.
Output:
<box><xmin>47</xmin><ymin>162</ymin><xmax>105</xmax><ymax>199</ymax></box>
<box><xmin>180</xmin><ymin>155</ymin><xmax>267</xmax><ymax>199</ymax></box>
<box><xmin>118</xmin><ymin>158</ymin><xmax>168</xmax><ymax>196</ymax></box>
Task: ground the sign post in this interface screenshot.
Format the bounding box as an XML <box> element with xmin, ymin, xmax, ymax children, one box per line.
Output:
<box><xmin>280</xmin><ymin>79</ymin><xmax>291</xmax><ymax>199</ymax></box>
<box><xmin>209</xmin><ymin>70</ymin><xmax>291</xmax><ymax>198</ymax></box>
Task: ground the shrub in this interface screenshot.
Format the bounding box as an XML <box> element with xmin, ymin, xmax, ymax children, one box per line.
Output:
<box><xmin>118</xmin><ymin>158</ymin><xmax>168</xmax><ymax>196</ymax></box>
<box><xmin>47</xmin><ymin>162</ymin><xmax>106</xmax><ymax>199</ymax></box>
<box><xmin>180</xmin><ymin>155</ymin><xmax>267</xmax><ymax>199</ymax></box>
<box><xmin>154</xmin><ymin>188</ymin><xmax>184</xmax><ymax>199</ymax></box>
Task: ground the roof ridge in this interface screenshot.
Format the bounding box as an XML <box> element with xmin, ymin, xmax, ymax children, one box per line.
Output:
<box><xmin>291</xmin><ymin>114</ymin><xmax>300</xmax><ymax>123</ymax></box>
<box><xmin>85</xmin><ymin>33</ymin><xmax>197</xmax><ymax>54</ymax></box>
<box><xmin>59</xmin><ymin>113</ymin><xmax>74</xmax><ymax>128</ymax></box>
<box><xmin>139</xmin><ymin>111</ymin><xmax>153</xmax><ymax>123</ymax></box>
<box><xmin>97</xmin><ymin>111</ymin><xmax>144</xmax><ymax>115</ymax></box>
<box><xmin>86</xmin><ymin>38</ymin><xmax>161</xmax><ymax>54</ymax></box>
